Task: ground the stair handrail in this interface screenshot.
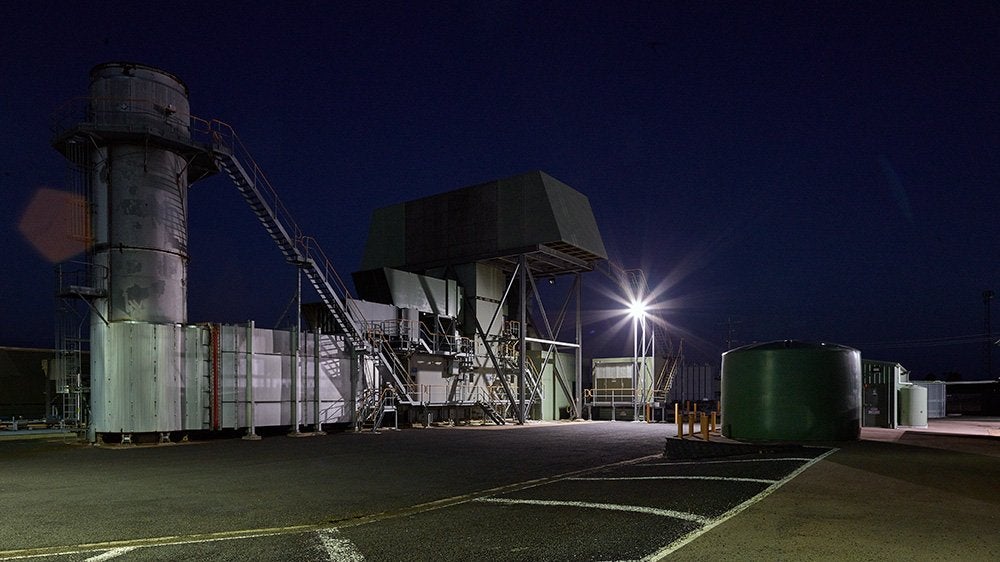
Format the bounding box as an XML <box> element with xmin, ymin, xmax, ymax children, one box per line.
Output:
<box><xmin>197</xmin><ymin>118</ymin><xmax>375</xmax><ymax>336</ymax></box>
<box><xmin>196</xmin><ymin>117</ymin><xmax>422</xmax><ymax>403</ymax></box>
<box><xmin>200</xmin><ymin>120</ymin><xmax>305</xmax><ymax>255</ymax></box>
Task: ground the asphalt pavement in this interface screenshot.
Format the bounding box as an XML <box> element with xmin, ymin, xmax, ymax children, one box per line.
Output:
<box><xmin>0</xmin><ymin>418</ymin><xmax>997</xmax><ymax>561</ymax></box>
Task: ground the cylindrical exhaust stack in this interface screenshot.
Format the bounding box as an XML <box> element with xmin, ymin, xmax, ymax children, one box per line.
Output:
<box><xmin>89</xmin><ymin>63</ymin><xmax>193</xmax><ymax>324</ymax></box>
<box><xmin>53</xmin><ymin>62</ymin><xmax>216</xmax><ymax>440</ymax></box>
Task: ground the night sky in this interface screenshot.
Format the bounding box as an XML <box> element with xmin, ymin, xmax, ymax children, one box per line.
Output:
<box><xmin>2</xmin><ymin>2</ymin><xmax>998</xmax><ymax>379</ymax></box>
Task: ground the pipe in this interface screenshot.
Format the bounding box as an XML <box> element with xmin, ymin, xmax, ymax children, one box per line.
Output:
<box><xmin>314</xmin><ymin>329</ymin><xmax>322</xmax><ymax>432</ymax></box>
<box><xmin>244</xmin><ymin>320</ymin><xmax>259</xmax><ymax>440</ymax></box>
<box><xmin>209</xmin><ymin>324</ymin><xmax>221</xmax><ymax>431</ymax></box>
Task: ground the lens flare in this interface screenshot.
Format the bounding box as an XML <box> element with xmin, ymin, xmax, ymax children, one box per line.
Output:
<box><xmin>18</xmin><ymin>187</ymin><xmax>90</xmax><ymax>263</ymax></box>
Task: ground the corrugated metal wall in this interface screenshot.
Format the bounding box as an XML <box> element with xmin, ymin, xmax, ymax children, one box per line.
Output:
<box><xmin>668</xmin><ymin>363</ymin><xmax>719</xmax><ymax>403</ymax></box>
<box><xmin>219</xmin><ymin>325</ymin><xmax>353</xmax><ymax>429</ymax></box>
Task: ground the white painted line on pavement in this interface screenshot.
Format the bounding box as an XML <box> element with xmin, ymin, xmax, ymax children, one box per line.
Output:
<box><xmin>0</xmin><ymin>525</ymin><xmax>319</xmax><ymax>560</ymax></box>
<box><xmin>642</xmin><ymin>457</ymin><xmax>818</xmax><ymax>466</ymax></box>
<box><xmin>643</xmin><ymin>447</ymin><xmax>840</xmax><ymax>561</ymax></box>
<box><xmin>1</xmin><ymin>454</ymin><xmax>665</xmax><ymax>561</ymax></box>
<box><xmin>84</xmin><ymin>548</ymin><xmax>137</xmax><ymax>561</ymax></box>
<box><xmin>474</xmin><ymin>497</ymin><xmax>710</xmax><ymax>524</ymax></box>
<box><xmin>570</xmin><ymin>475</ymin><xmax>778</xmax><ymax>484</ymax></box>
<box><xmin>316</xmin><ymin>529</ymin><xmax>365</xmax><ymax>561</ymax></box>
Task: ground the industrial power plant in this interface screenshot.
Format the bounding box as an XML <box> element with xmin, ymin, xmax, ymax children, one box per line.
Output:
<box><xmin>41</xmin><ymin>62</ymin><xmax>689</xmax><ymax>443</ymax></box>
<box><xmin>6</xmin><ymin>62</ymin><xmax>964</xmax><ymax>444</ymax></box>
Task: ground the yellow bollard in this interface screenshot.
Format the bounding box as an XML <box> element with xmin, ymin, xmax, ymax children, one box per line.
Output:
<box><xmin>688</xmin><ymin>410</ymin><xmax>695</xmax><ymax>437</ymax></box>
<box><xmin>701</xmin><ymin>412</ymin><xmax>709</xmax><ymax>441</ymax></box>
<box><xmin>710</xmin><ymin>411</ymin><xmax>717</xmax><ymax>433</ymax></box>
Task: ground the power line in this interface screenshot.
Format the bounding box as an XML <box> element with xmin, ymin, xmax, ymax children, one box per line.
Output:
<box><xmin>852</xmin><ymin>333</ymin><xmax>993</xmax><ymax>350</ymax></box>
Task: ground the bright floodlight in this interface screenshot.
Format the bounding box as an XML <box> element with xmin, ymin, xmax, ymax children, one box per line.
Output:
<box><xmin>628</xmin><ymin>299</ymin><xmax>647</xmax><ymax>318</ymax></box>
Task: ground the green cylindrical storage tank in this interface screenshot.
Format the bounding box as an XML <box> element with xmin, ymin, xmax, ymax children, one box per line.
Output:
<box><xmin>721</xmin><ymin>340</ymin><xmax>861</xmax><ymax>441</ymax></box>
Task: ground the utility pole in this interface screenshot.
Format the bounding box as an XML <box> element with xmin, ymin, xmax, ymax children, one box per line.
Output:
<box><xmin>984</xmin><ymin>290</ymin><xmax>994</xmax><ymax>379</ymax></box>
<box><xmin>724</xmin><ymin>316</ymin><xmax>742</xmax><ymax>350</ymax></box>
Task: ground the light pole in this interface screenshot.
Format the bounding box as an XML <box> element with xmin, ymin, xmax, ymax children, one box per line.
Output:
<box><xmin>629</xmin><ymin>299</ymin><xmax>646</xmax><ymax>421</ymax></box>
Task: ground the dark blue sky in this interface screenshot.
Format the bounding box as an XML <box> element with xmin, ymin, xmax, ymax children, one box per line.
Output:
<box><xmin>2</xmin><ymin>2</ymin><xmax>998</xmax><ymax>378</ymax></box>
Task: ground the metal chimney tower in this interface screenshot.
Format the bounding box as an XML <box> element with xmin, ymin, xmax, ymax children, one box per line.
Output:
<box><xmin>53</xmin><ymin>62</ymin><xmax>215</xmax><ymax>440</ymax></box>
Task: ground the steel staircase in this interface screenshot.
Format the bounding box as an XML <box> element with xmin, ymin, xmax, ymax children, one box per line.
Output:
<box><xmin>355</xmin><ymin>387</ymin><xmax>398</xmax><ymax>431</ymax></box>
<box><xmin>475</xmin><ymin>399</ymin><xmax>506</xmax><ymax>425</ymax></box>
<box><xmin>205</xmin><ymin>121</ymin><xmax>417</xmax><ymax>405</ymax></box>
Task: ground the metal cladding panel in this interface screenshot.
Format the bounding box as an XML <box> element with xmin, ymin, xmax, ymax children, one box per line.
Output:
<box><xmin>404</xmin><ymin>181</ymin><xmax>499</xmax><ymax>269</ymax></box>
<box><xmin>106</xmin><ymin>148</ymin><xmax>188</xmax><ymax>255</ymax></box>
<box><xmin>219</xmin><ymin>327</ymin><xmax>353</xmax><ymax>429</ymax></box>
<box><xmin>495</xmin><ymin>172</ymin><xmax>607</xmax><ymax>260</ymax></box>
<box><xmin>181</xmin><ymin>325</ymin><xmax>210</xmax><ymax>430</ymax></box>
<box><xmin>218</xmin><ymin>326</ymin><xmax>240</xmax><ymax>428</ymax></box>
<box><xmin>541</xmin><ymin>174</ymin><xmax>607</xmax><ymax>260</ymax></box>
<box><xmin>302</xmin><ymin>335</ymin><xmax>353</xmax><ymax>424</ymax></box>
<box><xmin>89</xmin><ymin>62</ymin><xmax>191</xmax><ymax>137</ymax></box>
<box><xmin>721</xmin><ymin>340</ymin><xmax>861</xmax><ymax>441</ymax></box>
<box><xmin>252</xmin><ymin>355</ymin><xmax>287</xmax><ymax>402</ymax></box>
<box><xmin>304</xmin><ymin>332</ymin><xmax>349</xmax><ymax>356</ymax></box>
<box><xmin>91</xmin><ymin>65</ymin><xmax>192</xmax><ymax>325</ymax></box>
<box><xmin>90</xmin><ymin>318</ymin><xmax>109</xmax><ymax>432</ymax></box>
<box><xmin>592</xmin><ymin>356</ymin><xmax>654</xmax><ymax>389</ymax></box>
<box><xmin>354</xmin><ymin>268</ymin><xmax>463</xmax><ymax>317</ymax></box>
<box><xmin>349</xmin><ymin>299</ymin><xmax>398</xmax><ymax>324</ymax></box>
<box><xmin>414</xmin><ymin>355</ymin><xmax>449</xmax><ymax>385</ymax></box>
<box><xmin>531</xmin><ymin>351</ymin><xmax>574</xmax><ymax>421</ymax></box>
<box><xmin>271</xmin><ymin>330</ymin><xmax>293</xmax><ymax>355</ymax></box>
<box><xmin>914</xmin><ymin>381</ymin><xmax>947</xmax><ymax>418</ymax></box>
<box><xmin>358</xmin><ymin>171</ymin><xmax>606</xmax><ymax>272</ymax></box>
<box><xmin>253</xmin><ymin>402</ymin><xmax>285</xmax><ymax>427</ymax></box>
<box><xmin>99</xmin><ymin>145</ymin><xmax>189</xmax><ymax>324</ymax></box>
<box><xmin>95</xmin><ymin>322</ymin><xmax>183</xmax><ymax>433</ymax></box>
<box><xmin>592</xmin><ymin>357</ymin><xmax>633</xmax><ymax>380</ymax></box>
<box><xmin>475</xmin><ymin>263</ymin><xmax>506</xmax><ymax>302</ymax></box>
<box><xmin>359</xmin><ymin>204</ymin><xmax>407</xmax><ymax>273</ymax></box>
<box><xmin>669</xmin><ymin>363</ymin><xmax>719</xmax><ymax>403</ymax></box>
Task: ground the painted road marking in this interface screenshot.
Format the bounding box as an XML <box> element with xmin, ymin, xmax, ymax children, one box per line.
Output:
<box><xmin>0</xmin><ymin>526</ymin><xmax>320</xmax><ymax>560</ymax></box>
<box><xmin>0</xmin><ymin>454</ymin><xmax>663</xmax><ymax>561</ymax></box>
<box><xmin>643</xmin><ymin>457</ymin><xmax>819</xmax><ymax>466</ymax></box>
<box><xmin>316</xmin><ymin>529</ymin><xmax>364</xmax><ymax>562</ymax></box>
<box><xmin>643</xmin><ymin>447</ymin><xmax>839</xmax><ymax>561</ymax></box>
<box><xmin>83</xmin><ymin>548</ymin><xmax>136</xmax><ymax>561</ymax></box>
<box><xmin>0</xmin><ymin>448</ymin><xmax>835</xmax><ymax>561</ymax></box>
<box><xmin>474</xmin><ymin>498</ymin><xmax>710</xmax><ymax>524</ymax></box>
<box><xmin>570</xmin><ymin>475</ymin><xmax>779</xmax><ymax>484</ymax></box>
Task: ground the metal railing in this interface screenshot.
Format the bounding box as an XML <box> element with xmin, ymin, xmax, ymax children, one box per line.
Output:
<box><xmin>584</xmin><ymin>387</ymin><xmax>670</xmax><ymax>405</ymax></box>
<box><xmin>54</xmin><ymin>260</ymin><xmax>108</xmax><ymax>297</ymax></box>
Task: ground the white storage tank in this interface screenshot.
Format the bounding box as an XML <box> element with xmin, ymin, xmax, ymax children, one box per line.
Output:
<box><xmin>898</xmin><ymin>384</ymin><xmax>928</xmax><ymax>427</ymax></box>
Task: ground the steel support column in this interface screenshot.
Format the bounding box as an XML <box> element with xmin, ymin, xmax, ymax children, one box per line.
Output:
<box><xmin>290</xmin><ymin>267</ymin><xmax>301</xmax><ymax>434</ymax></box>
<box><xmin>576</xmin><ymin>272</ymin><xmax>583</xmax><ymax>419</ymax></box>
<box><xmin>518</xmin><ymin>254</ymin><xmax>528</xmax><ymax>424</ymax></box>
